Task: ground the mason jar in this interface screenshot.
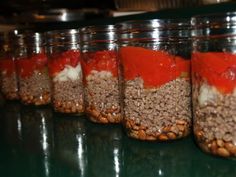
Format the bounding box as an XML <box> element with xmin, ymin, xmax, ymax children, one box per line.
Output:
<box><xmin>192</xmin><ymin>12</ymin><xmax>236</xmax><ymax>157</ymax></box>
<box><xmin>46</xmin><ymin>29</ymin><xmax>84</xmax><ymax>114</ymax></box>
<box><xmin>17</xmin><ymin>32</ymin><xmax>51</xmax><ymax>105</ymax></box>
<box><xmin>0</xmin><ymin>30</ymin><xmax>19</xmax><ymax>100</ymax></box>
<box><xmin>0</xmin><ymin>32</ymin><xmax>5</xmax><ymax>103</ymax></box>
<box><xmin>118</xmin><ymin>19</ymin><xmax>192</xmax><ymax>141</ymax></box>
<box><xmin>81</xmin><ymin>25</ymin><xmax>122</xmax><ymax>124</ymax></box>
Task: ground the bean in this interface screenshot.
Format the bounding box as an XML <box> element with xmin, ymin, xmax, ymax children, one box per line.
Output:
<box><xmin>225</xmin><ymin>142</ymin><xmax>236</xmax><ymax>155</ymax></box>
<box><xmin>217</xmin><ymin>147</ymin><xmax>230</xmax><ymax>157</ymax></box>
<box><xmin>210</xmin><ymin>141</ymin><xmax>217</xmax><ymax>154</ymax></box>
<box><xmin>159</xmin><ymin>134</ymin><xmax>169</xmax><ymax>141</ymax></box>
<box><xmin>167</xmin><ymin>132</ymin><xmax>177</xmax><ymax>140</ymax></box>
<box><xmin>138</xmin><ymin>130</ymin><xmax>146</xmax><ymax>140</ymax></box>
<box><xmin>216</xmin><ymin>139</ymin><xmax>224</xmax><ymax>147</ymax></box>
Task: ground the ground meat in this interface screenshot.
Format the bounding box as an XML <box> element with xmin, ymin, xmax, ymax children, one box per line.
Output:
<box><xmin>123</xmin><ymin>77</ymin><xmax>191</xmax><ymax>141</ymax></box>
<box><xmin>84</xmin><ymin>71</ymin><xmax>121</xmax><ymax>124</ymax></box>
<box><xmin>19</xmin><ymin>70</ymin><xmax>51</xmax><ymax>105</ymax></box>
<box><xmin>1</xmin><ymin>72</ymin><xmax>19</xmax><ymax>100</ymax></box>
<box><xmin>53</xmin><ymin>79</ymin><xmax>84</xmax><ymax>114</ymax></box>
<box><xmin>194</xmin><ymin>83</ymin><xmax>236</xmax><ymax>157</ymax></box>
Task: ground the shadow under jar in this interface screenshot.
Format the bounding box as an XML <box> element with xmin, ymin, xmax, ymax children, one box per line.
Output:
<box><xmin>192</xmin><ymin>12</ymin><xmax>236</xmax><ymax>158</ymax></box>
<box><xmin>0</xmin><ymin>31</ymin><xmax>19</xmax><ymax>100</ymax></box>
<box><xmin>118</xmin><ymin>19</ymin><xmax>192</xmax><ymax>141</ymax></box>
<box><xmin>17</xmin><ymin>32</ymin><xmax>51</xmax><ymax>105</ymax></box>
<box><xmin>81</xmin><ymin>25</ymin><xmax>122</xmax><ymax>124</ymax></box>
<box><xmin>46</xmin><ymin>29</ymin><xmax>84</xmax><ymax>114</ymax></box>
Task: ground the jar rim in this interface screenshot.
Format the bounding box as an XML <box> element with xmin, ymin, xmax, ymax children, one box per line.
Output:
<box><xmin>80</xmin><ymin>25</ymin><xmax>116</xmax><ymax>33</ymax></box>
<box><xmin>80</xmin><ymin>24</ymin><xmax>117</xmax><ymax>43</ymax></box>
<box><xmin>116</xmin><ymin>18</ymin><xmax>190</xmax><ymax>31</ymax></box>
<box><xmin>191</xmin><ymin>12</ymin><xmax>236</xmax><ymax>27</ymax></box>
<box><xmin>46</xmin><ymin>28</ymin><xmax>80</xmax><ymax>35</ymax></box>
<box><xmin>45</xmin><ymin>28</ymin><xmax>80</xmax><ymax>45</ymax></box>
<box><xmin>191</xmin><ymin>12</ymin><xmax>236</xmax><ymax>38</ymax></box>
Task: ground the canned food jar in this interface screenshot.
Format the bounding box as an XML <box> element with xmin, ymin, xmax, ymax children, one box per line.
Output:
<box><xmin>192</xmin><ymin>12</ymin><xmax>236</xmax><ymax>157</ymax></box>
<box><xmin>0</xmin><ymin>33</ymin><xmax>5</xmax><ymax>105</ymax></box>
<box><xmin>0</xmin><ymin>30</ymin><xmax>19</xmax><ymax>100</ymax></box>
<box><xmin>118</xmin><ymin>19</ymin><xmax>192</xmax><ymax>141</ymax></box>
<box><xmin>81</xmin><ymin>25</ymin><xmax>122</xmax><ymax>124</ymax></box>
<box><xmin>46</xmin><ymin>29</ymin><xmax>84</xmax><ymax>114</ymax></box>
<box><xmin>17</xmin><ymin>32</ymin><xmax>51</xmax><ymax>105</ymax></box>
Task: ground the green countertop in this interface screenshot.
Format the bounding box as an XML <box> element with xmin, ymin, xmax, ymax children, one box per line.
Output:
<box><xmin>0</xmin><ymin>102</ymin><xmax>235</xmax><ymax>177</ymax></box>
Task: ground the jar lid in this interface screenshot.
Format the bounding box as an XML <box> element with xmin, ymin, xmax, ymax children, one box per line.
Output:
<box><xmin>80</xmin><ymin>25</ymin><xmax>117</xmax><ymax>43</ymax></box>
<box><xmin>117</xmin><ymin>19</ymin><xmax>191</xmax><ymax>42</ymax></box>
<box><xmin>46</xmin><ymin>29</ymin><xmax>80</xmax><ymax>46</ymax></box>
<box><xmin>191</xmin><ymin>12</ymin><xmax>236</xmax><ymax>38</ymax></box>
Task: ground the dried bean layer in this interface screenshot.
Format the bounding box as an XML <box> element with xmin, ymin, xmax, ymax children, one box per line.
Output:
<box><xmin>1</xmin><ymin>72</ymin><xmax>19</xmax><ymax>100</ymax></box>
<box><xmin>19</xmin><ymin>71</ymin><xmax>51</xmax><ymax>105</ymax></box>
<box><xmin>53</xmin><ymin>79</ymin><xmax>84</xmax><ymax>114</ymax></box>
<box><xmin>85</xmin><ymin>71</ymin><xmax>121</xmax><ymax>124</ymax></box>
<box><xmin>194</xmin><ymin>83</ymin><xmax>236</xmax><ymax>157</ymax></box>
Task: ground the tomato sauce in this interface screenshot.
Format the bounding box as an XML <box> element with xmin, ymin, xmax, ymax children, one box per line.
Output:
<box><xmin>119</xmin><ymin>46</ymin><xmax>190</xmax><ymax>88</ymax></box>
<box><xmin>192</xmin><ymin>52</ymin><xmax>236</xmax><ymax>93</ymax></box>
<box><xmin>82</xmin><ymin>50</ymin><xmax>118</xmax><ymax>77</ymax></box>
<box><xmin>48</xmin><ymin>50</ymin><xmax>80</xmax><ymax>77</ymax></box>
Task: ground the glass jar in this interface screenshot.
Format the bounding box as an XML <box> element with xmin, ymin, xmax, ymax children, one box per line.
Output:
<box><xmin>118</xmin><ymin>19</ymin><xmax>192</xmax><ymax>141</ymax></box>
<box><xmin>0</xmin><ymin>32</ymin><xmax>5</xmax><ymax>104</ymax></box>
<box><xmin>46</xmin><ymin>29</ymin><xmax>84</xmax><ymax>114</ymax></box>
<box><xmin>192</xmin><ymin>12</ymin><xmax>236</xmax><ymax>158</ymax></box>
<box><xmin>0</xmin><ymin>30</ymin><xmax>19</xmax><ymax>100</ymax></box>
<box><xmin>81</xmin><ymin>25</ymin><xmax>121</xmax><ymax>124</ymax></box>
<box><xmin>17</xmin><ymin>32</ymin><xmax>51</xmax><ymax>105</ymax></box>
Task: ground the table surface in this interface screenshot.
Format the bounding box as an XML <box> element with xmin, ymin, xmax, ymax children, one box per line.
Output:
<box><xmin>0</xmin><ymin>101</ymin><xmax>235</xmax><ymax>177</ymax></box>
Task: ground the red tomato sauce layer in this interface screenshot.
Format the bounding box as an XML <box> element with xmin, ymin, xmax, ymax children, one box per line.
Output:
<box><xmin>0</xmin><ymin>58</ymin><xmax>16</xmax><ymax>76</ymax></box>
<box><xmin>119</xmin><ymin>46</ymin><xmax>190</xmax><ymax>88</ymax></box>
<box><xmin>48</xmin><ymin>50</ymin><xmax>81</xmax><ymax>77</ymax></box>
<box><xmin>82</xmin><ymin>50</ymin><xmax>118</xmax><ymax>77</ymax></box>
<box><xmin>192</xmin><ymin>52</ymin><xmax>236</xmax><ymax>94</ymax></box>
<box><xmin>17</xmin><ymin>53</ymin><xmax>48</xmax><ymax>78</ymax></box>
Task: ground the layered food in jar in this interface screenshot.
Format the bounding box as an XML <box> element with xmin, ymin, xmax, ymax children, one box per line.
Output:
<box><xmin>48</xmin><ymin>49</ymin><xmax>84</xmax><ymax>114</ymax></box>
<box><xmin>119</xmin><ymin>46</ymin><xmax>191</xmax><ymax>141</ymax></box>
<box><xmin>82</xmin><ymin>50</ymin><xmax>121</xmax><ymax>123</ymax></box>
<box><xmin>17</xmin><ymin>52</ymin><xmax>51</xmax><ymax>105</ymax></box>
<box><xmin>0</xmin><ymin>57</ymin><xmax>19</xmax><ymax>100</ymax></box>
<box><xmin>192</xmin><ymin>52</ymin><xmax>236</xmax><ymax>157</ymax></box>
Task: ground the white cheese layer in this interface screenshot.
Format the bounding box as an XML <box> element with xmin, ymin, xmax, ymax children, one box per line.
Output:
<box><xmin>86</xmin><ymin>70</ymin><xmax>112</xmax><ymax>81</ymax></box>
<box><xmin>198</xmin><ymin>83</ymin><xmax>220</xmax><ymax>106</ymax></box>
<box><xmin>54</xmin><ymin>64</ymin><xmax>82</xmax><ymax>82</ymax></box>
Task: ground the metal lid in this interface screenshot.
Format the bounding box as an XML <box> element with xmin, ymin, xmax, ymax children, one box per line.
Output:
<box><xmin>46</xmin><ymin>29</ymin><xmax>80</xmax><ymax>46</ymax></box>
<box><xmin>191</xmin><ymin>12</ymin><xmax>236</xmax><ymax>38</ymax></box>
<box><xmin>117</xmin><ymin>19</ymin><xmax>191</xmax><ymax>42</ymax></box>
<box><xmin>81</xmin><ymin>25</ymin><xmax>117</xmax><ymax>43</ymax></box>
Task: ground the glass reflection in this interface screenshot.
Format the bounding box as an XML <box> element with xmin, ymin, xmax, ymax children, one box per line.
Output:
<box><xmin>53</xmin><ymin>116</ymin><xmax>88</xmax><ymax>177</ymax></box>
<box><xmin>192</xmin><ymin>148</ymin><xmax>236</xmax><ymax>177</ymax></box>
<box><xmin>21</xmin><ymin>106</ymin><xmax>54</xmax><ymax>177</ymax></box>
<box><xmin>86</xmin><ymin>123</ymin><xmax>124</xmax><ymax>177</ymax></box>
<box><xmin>123</xmin><ymin>136</ymin><xmax>194</xmax><ymax>177</ymax></box>
<box><xmin>3</xmin><ymin>102</ymin><xmax>22</xmax><ymax>147</ymax></box>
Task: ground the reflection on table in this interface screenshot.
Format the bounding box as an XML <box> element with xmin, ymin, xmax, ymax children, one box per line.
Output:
<box><xmin>0</xmin><ymin>102</ymin><xmax>236</xmax><ymax>177</ymax></box>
